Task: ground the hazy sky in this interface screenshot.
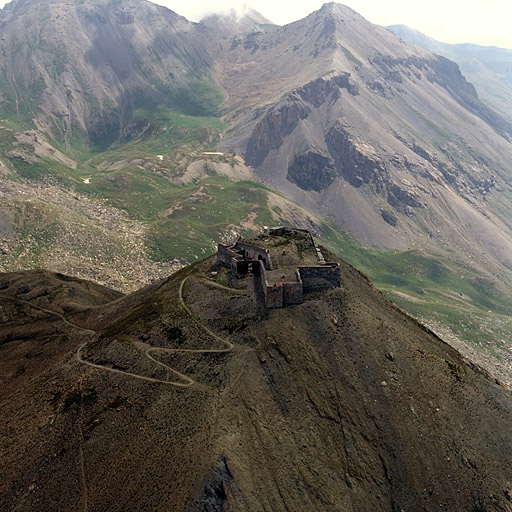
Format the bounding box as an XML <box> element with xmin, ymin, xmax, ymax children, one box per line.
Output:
<box><xmin>153</xmin><ymin>0</ymin><xmax>512</xmax><ymax>48</ymax></box>
<box><xmin>0</xmin><ymin>0</ymin><xmax>511</xmax><ymax>49</ymax></box>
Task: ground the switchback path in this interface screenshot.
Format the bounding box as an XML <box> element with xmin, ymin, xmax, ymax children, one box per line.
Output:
<box><xmin>0</xmin><ymin>275</ymin><xmax>243</xmax><ymax>388</ymax></box>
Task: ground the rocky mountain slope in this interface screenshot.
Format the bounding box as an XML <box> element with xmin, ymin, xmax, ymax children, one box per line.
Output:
<box><xmin>218</xmin><ymin>4</ymin><xmax>512</xmax><ymax>270</ymax></box>
<box><xmin>388</xmin><ymin>24</ymin><xmax>512</xmax><ymax>123</ymax></box>
<box><xmin>2</xmin><ymin>247</ymin><xmax>512</xmax><ymax>511</ymax></box>
<box><xmin>205</xmin><ymin>6</ymin><xmax>512</xmax><ymax>375</ymax></box>
<box><xmin>0</xmin><ymin>0</ymin><xmax>220</xmax><ymax>146</ymax></box>
<box><xmin>3</xmin><ymin>0</ymin><xmax>512</xmax><ymax>274</ymax></box>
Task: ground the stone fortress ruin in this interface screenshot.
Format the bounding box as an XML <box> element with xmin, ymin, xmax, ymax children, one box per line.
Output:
<box><xmin>217</xmin><ymin>226</ymin><xmax>340</xmax><ymax>308</ymax></box>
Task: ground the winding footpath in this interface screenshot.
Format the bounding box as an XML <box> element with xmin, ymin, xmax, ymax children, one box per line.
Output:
<box><xmin>1</xmin><ymin>276</ymin><xmax>240</xmax><ymax>388</ymax></box>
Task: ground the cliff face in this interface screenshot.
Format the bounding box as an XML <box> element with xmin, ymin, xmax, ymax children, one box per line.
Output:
<box><xmin>2</xmin><ymin>254</ymin><xmax>512</xmax><ymax>511</ymax></box>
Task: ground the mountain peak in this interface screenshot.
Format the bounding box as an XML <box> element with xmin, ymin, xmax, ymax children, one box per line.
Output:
<box><xmin>300</xmin><ymin>2</ymin><xmax>376</xmax><ymax>39</ymax></box>
<box><xmin>319</xmin><ymin>2</ymin><xmax>354</xmax><ymax>13</ymax></box>
<box><xmin>201</xmin><ymin>6</ymin><xmax>275</xmax><ymax>35</ymax></box>
<box><xmin>315</xmin><ymin>2</ymin><xmax>361</xmax><ymax>20</ymax></box>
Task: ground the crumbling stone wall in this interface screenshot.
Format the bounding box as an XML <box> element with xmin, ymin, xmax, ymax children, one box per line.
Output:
<box><xmin>258</xmin><ymin>261</ymin><xmax>303</xmax><ymax>308</ymax></box>
<box><xmin>283</xmin><ymin>271</ymin><xmax>303</xmax><ymax>305</ymax></box>
<box><xmin>265</xmin><ymin>284</ymin><xmax>284</xmax><ymax>308</ymax></box>
<box><xmin>236</xmin><ymin>242</ymin><xmax>272</xmax><ymax>269</ymax></box>
<box><xmin>269</xmin><ymin>226</ymin><xmax>286</xmax><ymax>236</ymax></box>
<box><xmin>299</xmin><ymin>264</ymin><xmax>340</xmax><ymax>291</ymax></box>
<box><xmin>217</xmin><ymin>243</ymin><xmax>239</xmax><ymax>266</ymax></box>
<box><xmin>259</xmin><ymin>261</ymin><xmax>283</xmax><ymax>308</ymax></box>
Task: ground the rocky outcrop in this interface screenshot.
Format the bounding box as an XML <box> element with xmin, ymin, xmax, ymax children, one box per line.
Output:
<box><xmin>387</xmin><ymin>183</ymin><xmax>422</xmax><ymax>209</ymax></box>
<box><xmin>296</xmin><ymin>73</ymin><xmax>359</xmax><ymax>106</ymax></box>
<box><xmin>405</xmin><ymin>141</ymin><xmax>497</xmax><ymax>197</ymax></box>
<box><xmin>245</xmin><ymin>75</ymin><xmax>358</xmax><ymax>168</ymax></box>
<box><xmin>245</xmin><ymin>100</ymin><xmax>311</xmax><ymax>168</ymax></box>
<box><xmin>366</xmin><ymin>79</ymin><xmax>394</xmax><ymax>99</ymax></box>
<box><xmin>188</xmin><ymin>457</ymin><xmax>233</xmax><ymax>512</ymax></box>
<box><xmin>287</xmin><ymin>152</ymin><xmax>336</xmax><ymax>191</ymax></box>
<box><xmin>381</xmin><ymin>209</ymin><xmax>398</xmax><ymax>226</ymax></box>
<box><xmin>325</xmin><ymin>122</ymin><xmax>387</xmax><ymax>189</ymax></box>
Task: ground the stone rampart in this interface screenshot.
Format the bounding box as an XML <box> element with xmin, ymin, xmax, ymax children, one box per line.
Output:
<box><xmin>265</xmin><ymin>283</ymin><xmax>284</xmax><ymax>308</ymax></box>
<box><xmin>299</xmin><ymin>264</ymin><xmax>340</xmax><ymax>291</ymax></box>
<box><xmin>283</xmin><ymin>273</ymin><xmax>303</xmax><ymax>305</ymax></box>
<box><xmin>217</xmin><ymin>243</ymin><xmax>239</xmax><ymax>266</ymax></box>
<box><xmin>258</xmin><ymin>260</ymin><xmax>304</xmax><ymax>308</ymax></box>
<box><xmin>236</xmin><ymin>242</ymin><xmax>272</xmax><ymax>269</ymax></box>
<box><xmin>218</xmin><ymin>229</ymin><xmax>340</xmax><ymax>308</ymax></box>
<box><xmin>258</xmin><ymin>260</ymin><xmax>281</xmax><ymax>308</ymax></box>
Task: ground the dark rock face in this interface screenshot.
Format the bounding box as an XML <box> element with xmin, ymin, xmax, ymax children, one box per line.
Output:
<box><xmin>189</xmin><ymin>457</ymin><xmax>233</xmax><ymax>512</ymax></box>
<box><xmin>381</xmin><ymin>209</ymin><xmax>398</xmax><ymax>226</ymax></box>
<box><xmin>296</xmin><ymin>73</ymin><xmax>359</xmax><ymax>106</ymax></box>
<box><xmin>387</xmin><ymin>183</ymin><xmax>422</xmax><ymax>209</ymax></box>
<box><xmin>425</xmin><ymin>56</ymin><xmax>512</xmax><ymax>139</ymax></box>
<box><xmin>366</xmin><ymin>79</ymin><xmax>394</xmax><ymax>98</ymax></box>
<box><xmin>325</xmin><ymin>122</ymin><xmax>387</xmax><ymax>189</ymax></box>
<box><xmin>426</xmin><ymin>55</ymin><xmax>478</xmax><ymax>98</ymax></box>
<box><xmin>287</xmin><ymin>151</ymin><xmax>336</xmax><ymax>191</ymax></box>
<box><xmin>370</xmin><ymin>52</ymin><xmax>512</xmax><ymax>141</ymax></box>
<box><xmin>406</xmin><ymin>142</ymin><xmax>496</xmax><ymax>197</ymax></box>
<box><xmin>245</xmin><ymin>75</ymin><xmax>357</xmax><ymax>168</ymax></box>
<box><xmin>245</xmin><ymin>100</ymin><xmax>311</xmax><ymax>167</ymax></box>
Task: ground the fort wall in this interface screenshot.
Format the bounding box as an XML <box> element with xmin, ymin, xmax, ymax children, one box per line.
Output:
<box><xmin>235</xmin><ymin>242</ymin><xmax>272</xmax><ymax>269</ymax></box>
<box><xmin>283</xmin><ymin>275</ymin><xmax>303</xmax><ymax>305</ymax></box>
<box><xmin>299</xmin><ymin>264</ymin><xmax>340</xmax><ymax>291</ymax></box>
<box><xmin>217</xmin><ymin>228</ymin><xmax>340</xmax><ymax>308</ymax></box>
<box><xmin>217</xmin><ymin>243</ymin><xmax>239</xmax><ymax>266</ymax></box>
<box><xmin>258</xmin><ymin>260</ymin><xmax>282</xmax><ymax>308</ymax></box>
<box><xmin>258</xmin><ymin>260</ymin><xmax>303</xmax><ymax>308</ymax></box>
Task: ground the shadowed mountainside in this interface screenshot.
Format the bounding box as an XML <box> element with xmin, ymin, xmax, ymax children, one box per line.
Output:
<box><xmin>1</xmin><ymin>246</ymin><xmax>512</xmax><ymax>511</ymax></box>
<box><xmin>0</xmin><ymin>0</ymin><xmax>220</xmax><ymax>147</ymax></box>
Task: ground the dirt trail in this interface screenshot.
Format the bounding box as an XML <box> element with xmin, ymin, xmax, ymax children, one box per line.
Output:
<box><xmin>0</xmin><ymin>276</ymin><xmax>241</xmax><ymax>388</ymax></box>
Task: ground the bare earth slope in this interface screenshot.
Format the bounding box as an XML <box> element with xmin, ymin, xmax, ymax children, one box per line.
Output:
<box><xmin>2</xmin><ymin>251</ymin><xmax>512</xmax><ymax>511</ymax></box>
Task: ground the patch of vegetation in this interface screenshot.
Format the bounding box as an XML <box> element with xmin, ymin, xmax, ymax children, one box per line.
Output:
<box><xmin>410</xmin><ymin>107</ymin><xmax>454</xmax><ymax>144</ymax></box>
<box><xmin>169</xmin><ymin>79</ymin><xmax>225</xmax><ymax>117</ymax></box>
<box><xmin>339</xmin><ymin>45</ymin><xmax>363</xmax><ymax>67</ymax></box>
<box><xmin>149</xmin><ymin>178</ymin><xmax>275</xmax><ymax>262</ymax></box>
<box><xmin>0</xmin><ymin>69</ymin><xmax>46</xmax><ymax>125</ymax></box>
<box><xmin>6</xmin><ymin>157</ymin><xmax>72</xmax><ymax>184</ymax></box>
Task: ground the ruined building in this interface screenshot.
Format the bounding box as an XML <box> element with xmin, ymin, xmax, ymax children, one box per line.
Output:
<box><xmin>217</xmin><ymin>227</ymin><xmax>340</xmax><ymax>308</ymax></box>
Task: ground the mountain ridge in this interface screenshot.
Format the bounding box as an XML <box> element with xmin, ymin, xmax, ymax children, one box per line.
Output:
<box><xmin>387</xmin><ymin>23</ymin><xmax>512</xmax><ymax>123</ymax></box>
